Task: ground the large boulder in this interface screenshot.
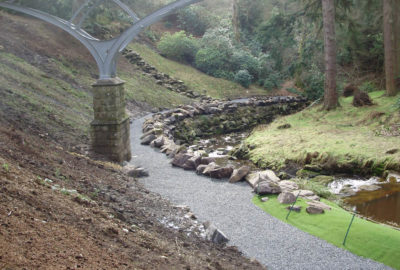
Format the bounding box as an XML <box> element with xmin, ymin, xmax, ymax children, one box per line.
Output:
<box><xmin>307</xmin><ymin>201</ymin><xmax>331</xmax><ymax>211</ymax></box>
<box><xmin>200</xmin><ymin>157</ymin><xmax>216</xmax><ymax>165</ymax></box>
<box><xmin>229</xmin><ymin>166</ymin><xmax>251</xmax><ymax>183</ymax></box>
<box><xmin>151</xmin><ymin>136</ymin><xmax>165</xmax><ymax>148</ymax></box>
<box><xmin>196</xmin><ymin>164</ymin><xmax>208</xmax><ymax>175</ymax></box>
<box><xmin>209</xmin><ymin>166</ymin><xmax>234</xmax><ymax>179</ymax></box>
<box><xmin>204</xmin><ymin>223</ymin><xmax>229</xmax><ymax>245</ymax></box>
<box><xmin>140</xmin><ymin>134</ymin><xmax>156</xmax><ymax>145</ymax></box>
<box><xmin>278</xmin><ymin>180</ymin><xmax>299</xmax><ymax>192</ymax></box>
<box><xmin>171</xmin><ymin>154</ymin><xmax>201</xmax><ymax>170</ymax></box>
<box><xmin>202</xmin><ymin>162</ymin><xmax>220</xmax><ymax>176</ymax></box>
<box><xmin>246</xmin><ymin>170</ymin><xmax>280</xmax><ymax>188</ymax></box>
<box><xmin>254</xmin><ymin>181</ymin><xmax>282</xmax><ymax>195</ymax></box>
<box><xmin>278</xmin><ymin>192</ymin><xmax>296</xmax><ymax>204</ymax></box>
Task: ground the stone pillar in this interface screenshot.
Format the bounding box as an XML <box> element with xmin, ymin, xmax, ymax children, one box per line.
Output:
<box><xmin>90</xmin><ymin>77</ymin><xmax>131</xmax><ymax>163</ymax></box>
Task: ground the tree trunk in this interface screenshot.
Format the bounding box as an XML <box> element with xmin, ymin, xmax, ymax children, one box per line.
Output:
<box><xmin>395</xmin><ymin>0</ymin><xmax>400</xmax><ymax>90</ymax></box>
<box><xmin>383</xmin><ymin>0</ymin><xmax>397</xmax><ymax>96</ymax></box>
<box><xmin>232</xmin><ymin>0</ymin><xmax>240</xmax><ymax>41</ymax></box>
<box><xmin>321</xmin><ymin>0</ymin><xmax>338</xmax><ymax>110</ymax></box>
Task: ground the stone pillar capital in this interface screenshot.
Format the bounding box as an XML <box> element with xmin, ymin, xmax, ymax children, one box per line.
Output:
<box><xmin>92</xmin><ymin>77</ymin><xmax>126</xmax><ymax>87</ymax></box>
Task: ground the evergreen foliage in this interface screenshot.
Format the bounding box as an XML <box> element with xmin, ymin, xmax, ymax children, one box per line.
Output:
<box><xmin>157</xmin><ymin>31</ymin><xmax>199</xmax><ymax>64</ymax></box>
<box><xmin>234</xmin><ymin>70</ymin><xmax>253</xmax><ymax>88</ymax></box>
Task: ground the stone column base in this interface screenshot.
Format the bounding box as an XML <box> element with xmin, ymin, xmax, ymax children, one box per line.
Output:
<box><xmin>90</xmin><ymin>78</ymin><xmax>131</xmax><ymax>163</ymax></box>
<box><xmin>91</xmin><ymin>117</ymin><xmax>131</xmax><ymax>163</ymax></box>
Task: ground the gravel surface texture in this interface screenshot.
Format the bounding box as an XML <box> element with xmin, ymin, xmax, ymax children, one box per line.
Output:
<box><xmin>130</xmin><ymin>116</ymin><xmax>392</xmax><ymax>270</ymax></box>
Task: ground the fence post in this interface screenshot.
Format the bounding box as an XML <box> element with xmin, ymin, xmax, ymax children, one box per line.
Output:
<box><xmin>286</xmin><ymin>192</ymin><xmax>301</xmax><ymax>220</ymax></box>
<box><xmin>343</xmin><ymin>213</ymin><xmax>356</xmax><ymax>246</ymax></box>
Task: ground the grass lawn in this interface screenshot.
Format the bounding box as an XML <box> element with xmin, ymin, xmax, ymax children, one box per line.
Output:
<box><xmin>246</xmin><ymin>91</ymin><xmax>400</xmax><ymax>174</ymax></box>
<box><xmin>253</xmin><ymin>195</ymin><xmax>400</xmax><ymax>269</ymax></box>
<box><xmin>129</xmin><ymin>43</ymin><xmax>269</xmax><ymax>99</ymax></box>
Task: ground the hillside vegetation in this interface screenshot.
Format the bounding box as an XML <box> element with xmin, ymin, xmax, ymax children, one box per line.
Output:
<box><xmin>130</xmin><ymin>43</ymin><xmax>268</xmax><ymax>99</ymax></box>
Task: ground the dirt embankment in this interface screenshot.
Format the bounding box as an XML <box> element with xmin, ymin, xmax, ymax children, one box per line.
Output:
<box><xmin>0</xmin><ymin>10</ymin><xmax>265</xmax><ymax>270</ymax></box>
<box><xmin>0</xmin><ymin>124</ymin><xmax>265</xmax><ymax>269</ymax></box>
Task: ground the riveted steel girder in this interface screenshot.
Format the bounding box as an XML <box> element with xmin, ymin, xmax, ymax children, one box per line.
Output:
<box><xmin>0</xmin><ymin>0</ymin><xmax>202</xmax><ymax>79</ymax></box>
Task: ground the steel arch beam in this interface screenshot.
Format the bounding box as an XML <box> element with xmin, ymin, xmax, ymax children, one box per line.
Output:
<box><xmin>0</xmin><ymin>0</ymin><xmax>202</xmax><ymax>79</ymax></box>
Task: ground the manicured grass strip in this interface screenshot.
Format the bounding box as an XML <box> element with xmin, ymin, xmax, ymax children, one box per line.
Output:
<box><xmin>253</xmin><ymin>195</ymin><xmax>400</xmax><ymax>269</ymax></box>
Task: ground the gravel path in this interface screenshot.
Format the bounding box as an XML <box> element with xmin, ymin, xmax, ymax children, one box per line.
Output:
<box><xmin>130</xmin><ymin>116</ymin><xmax>391</xmax><ymax>270</ymax></box>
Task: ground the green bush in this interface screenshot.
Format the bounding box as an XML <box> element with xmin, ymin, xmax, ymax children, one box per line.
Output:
<box><xmin>300</xmin><ymin>65</ymin><xmax>325</xmax><ymax>100</ymax></box>
<box><xmin>395</xmin><ymin>97</ymin><xmax>400</xmax><ymax>111</ymax></box>
<box><xmin>234</xmin><ymin>70</ymin><xmax>253</xmax><ymax>88</ymax></box>
<box><xmin>157</xmin><ymin>31</ymin><xmax>199</xmax><ymax>64</ymax></box>
<box><xmin>195</xmin><ymin>47</ymin><xmax>231</xmax><ymax>77</ymax></box>
<box><xmin>231</xmin><ymin>50</ymin><xmax>260</xmax><ymax>81</ymax></box>
<box><xmin>263</xmin><ymin>73</ymin><xmax>282</xmax><ymax>89</ymax></box>
<box><xmin>359</xmin><ymin>81</ymin><xmax>378</xmax><ymax>93</ymax></box>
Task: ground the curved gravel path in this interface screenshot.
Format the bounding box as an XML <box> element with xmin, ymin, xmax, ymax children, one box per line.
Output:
<box><xmin>130</xmin><ymin>116</ymin><xmax>391</xmax><ymax>270</ymax></box>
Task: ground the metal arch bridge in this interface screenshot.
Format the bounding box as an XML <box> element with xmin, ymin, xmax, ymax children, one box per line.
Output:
<box><xmin>0</xmin><ymin>0</ymin><xmax>202</xmax><ymax>80</ymax></box>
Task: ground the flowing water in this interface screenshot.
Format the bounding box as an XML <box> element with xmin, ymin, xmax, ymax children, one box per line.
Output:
<box><xmin>329</xmin><ymin>177</ymin><xmax>400</xmax><ymax>228</ymax></box>
<box><xmin>344</xmin><ymin>183</ymin><xmax>400</xmax><ymax>227</ymax></box>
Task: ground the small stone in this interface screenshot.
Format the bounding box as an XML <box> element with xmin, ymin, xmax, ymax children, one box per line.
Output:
<box><xmin>306</xmin><ymin>206</ymin><xmax>325</xmax><ymax>214</ymax></box>
<box><xmin>127</xmin><ymin>167</ymin><xmax>149</xmax><ymax>178</ymax></box>
<box><xmin>261</xmin><ymin>197</ymin><xmax>269</xmax><ymax>202</ymax></box>
<box><xmin>286</xmin><ymin>205</ymin><xmax>302</xmax><ymax>212</ymax></box>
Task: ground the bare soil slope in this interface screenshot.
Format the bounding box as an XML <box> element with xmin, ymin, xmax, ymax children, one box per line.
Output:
<box><xmin>0</xmin><ymin>11</ymin><xmax>265</xmax><ymax>270</ymax></box>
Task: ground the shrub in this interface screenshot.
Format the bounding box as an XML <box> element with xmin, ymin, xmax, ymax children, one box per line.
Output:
<box><xmin>195</xmin><ymin>47</ymin><xmax>231</xmax><ymax>77</ymax></box>
<box><xmin>263</xmin><ymin>73</ymin><xmax>282</xmax><ymax>89</ymax></box>
<box><xmin>395</xmin><ymin>97</ymin><xmax>400</xmax><ymax>111</ymax></box>
<box><xmin>157</xmin><ymin>31</ymin><xmax>199</xmax><ymax>64</ymax></box>
<box><xmin>231</xmin><ymin>50</ymin><xmax>260</xmax><ymax>80</ymax></box>
<box><xmin>359</xmin><ymin>81</ymin><xmax>378</xmax><ymax>93</ymax></box>
<box><xmin>301</xmin><ymin>64</ymin><xmax>325</xmax><ymax>100</ymax></box>
<box><xmin>234</xmin><ymin>70</ymin><xmax>253</xmax><ymax>88</ymax></box>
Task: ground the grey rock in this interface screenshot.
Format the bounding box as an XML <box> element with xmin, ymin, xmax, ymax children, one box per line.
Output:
<box><xmin>140</xmin><ymin>134</ymin><xmax>156</xmax><ymax>145</ymax></box>
<box><xmin>229</xmin><ymin>166</ymin><xmax>251</xmax><ymax>183</ymax></box>
<box><xmin>254</xmin><ymin>181</ymin><xmax>282</xmax><ymax>195</ymax></box>
<box><xmin>171</xmin><ymin>154</ymin><xmax>192</xmax><ymax>169</ymax></box>
<box><xmin>196</xmin><ymin>164</ymin><xmax>208</xmax><ymax>175</ymax></box>
<box><xmin>152</xmin><ymin>136</ymin><xmax>165</xmax><ymax>148</ymax></box>
<box><xmin>278</xmin><ymin>180</ymin><xmax>299</xmax><ymax>192</ymax></box>
<box><xmin>209</xmin><ymin>166</ymin><xmax>234</xmax><ymax>179</ymax></box>
<box><xmin>307</xmin><ymin>201</ymin><xmax>331</xmax><ymax>211</ymax></box>
<box><xmin>292</xmin><ymin>190</ymin><xmax>315</xmax><ymax>198</ymax></box>
<box><xmin>286</xmin><ymin>205</ymin><xmax>302</xmax><ymax>212</ymax></box>
<box><xmin>246</xmin><ymin>170</ymin><xmax>281</xmax><ymax>188</ymax></box>
<box><xmin>306</xmin><ymin>206</ymin><xmax>325</xmax><ymax>214</ymax></box>
<box><xmin>278</xmin><ymin>192</ymin><xmax>296</xmax><ymax>204</ymax></box>
<box><xmin>200</xmin><ymin>157</ymin><xmax>216</xmax><ymax>165</ymax></box>
<box><xmin>261</xmin><ymin>197</ymin><xmax>270</xmax><ymax>202</ymax></box>
<box><xmin>205</xmin><ymin>223</ymin><xmax>229</xmax><ymax>245</ymax></box>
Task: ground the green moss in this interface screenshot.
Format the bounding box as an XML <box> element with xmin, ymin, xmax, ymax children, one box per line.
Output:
<box><xmin>253</xmin><ymin>195</ymin><xmax>400</xmax><ymax>269</ymax></box>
